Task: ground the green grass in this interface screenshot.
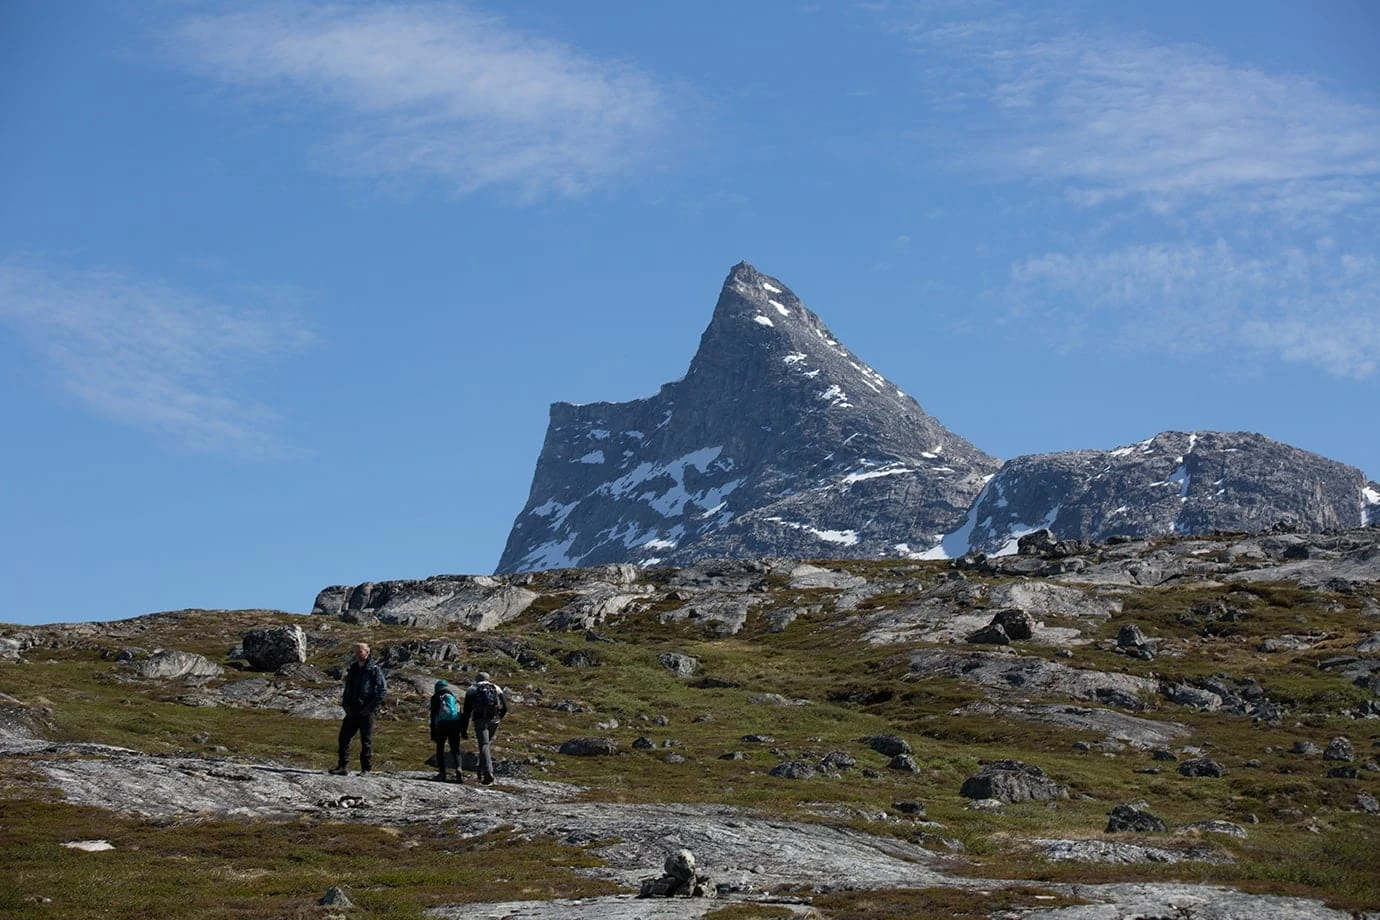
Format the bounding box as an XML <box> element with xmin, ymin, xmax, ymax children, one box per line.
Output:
<box><xmin>0</xmin><ymin>799</ymin><xmax>616</xmax><ymax>920</ymax></box>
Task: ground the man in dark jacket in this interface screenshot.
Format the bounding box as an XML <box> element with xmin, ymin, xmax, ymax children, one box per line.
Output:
<box><xmin>459</xmin><ymin>671</ymin><xmax>507</xmax><ymax>785</ymax></box>
<box><xmin>429</xmin><ymin>679</ymin><xmax>463</xmax><ymax>783</ymax></box>
<box><xmin>330</xmin><ymin>641</ymin><xmax>387</xmax><ymax>775</ymax></box>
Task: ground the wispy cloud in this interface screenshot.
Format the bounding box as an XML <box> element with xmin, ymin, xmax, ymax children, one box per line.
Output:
<box><xmin>166</xmin><ymin>2</ymin><xmax>675</xmax><ymax>199</ymax></box>
<box><xmin>884</xmin><ymin>3</ymin><xmax>1380</xmax><ymax>377</ymax></box>
<box><xmin>1009</xmin><ymin>241</ymin><xmax>1380</xmax><ymax>378</ymax></box>
<box><xmin>898</xmin><ymin>7</ymin><xmax>1380</xmax><ymax>222</ymax></box>
<box><xmin>0</xmin><ymin>260</ymin><xmax>313</xmax><ymax>456</ymax></box>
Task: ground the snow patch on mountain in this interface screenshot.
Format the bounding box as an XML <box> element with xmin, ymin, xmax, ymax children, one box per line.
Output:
<box><xmin>768</xmin><ymin>517</ymin><xmax>860</xmax><ymax>547</ymax></box>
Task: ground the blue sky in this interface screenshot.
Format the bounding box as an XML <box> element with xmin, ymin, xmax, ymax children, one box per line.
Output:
<box><xmin>2</xmin><ymin>1</ymin><xmax>1377</xmax><ymax>625</ymax></box>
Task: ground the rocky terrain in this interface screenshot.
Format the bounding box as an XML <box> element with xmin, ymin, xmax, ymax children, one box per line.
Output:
<box><xmin>497</xmin><ymin>263</ymin><xmax>1378</xmax><ymax>572</ymax></box>
<box><xmin>4</xmin><ymin>527</ymin><xmax>1380</xmax><ymax>918</ymax></box>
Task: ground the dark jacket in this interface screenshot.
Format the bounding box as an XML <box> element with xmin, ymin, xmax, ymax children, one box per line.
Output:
<box><xmin>430</xmin><ymin>687</ymin><xmax>461</xmax><ymax>741</ymax></box>
<box><xmin>341</xmin><ymin>657</ymin><xmax>387</xmax><ymax>714</ymax></box>
<box><xmin>459</xmin><ymin>680</ymin><xmax>507</xmax><ymax>734</ymax></box>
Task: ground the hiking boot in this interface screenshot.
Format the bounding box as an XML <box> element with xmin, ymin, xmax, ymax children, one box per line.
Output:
<box><xmin>328</xmin><ymin>766</ymin><xmax>348</xmax><ymax>776</ymax></box>
<box><xmin>480</xmin><ymin>773</ymin><xmax>494</xmax><ymax>786</ymax></box>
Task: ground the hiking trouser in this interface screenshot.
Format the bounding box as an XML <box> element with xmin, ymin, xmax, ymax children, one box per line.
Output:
<box><xmin>434</xmin><ymin>725</ymin><xmax>461</xmax><ymax>774</ymax></box>
<box><xmin>474</xmin><ymin>718</ymin><xmax>501</xmax><ymax>780</ymax></box>
<box><xmin>337</xmin><ymin>709</ymin><xmax>376</xmax><ymax>770</ymax></box>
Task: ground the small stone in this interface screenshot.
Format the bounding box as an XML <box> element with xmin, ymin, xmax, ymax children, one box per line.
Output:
<box><xmin>887</xmin><ymin>753</ymin><xmax>920</xmax><ymax>773</ymax></box>
<box><xmin>1324</xmin><ymin>736</ymin><xmax>1355</xmax><ymax>762</ymax></box>
<box><xmin>319</xmin><ymin>886</ymin><xmax>354</xmax><ymax>908</ymax></box>
<box><xmin>1178</xmin><ymin>758</ymin><xmax>1228</xmax><ymax>778</ymax></box>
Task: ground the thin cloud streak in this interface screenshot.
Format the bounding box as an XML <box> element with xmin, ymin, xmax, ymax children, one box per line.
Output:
<box><xmin>167</xmin><ymin>2</ymin><xmax>674</xmax><ymax>199</ymax></box>
<box><xmin>0</xmin><ymin>260</ymin><xmax>313</xmax><ymax>456</ymax></box>
<box><xmin>898</xmin><ymin>8</ymin><xmax>1380</xmax><ymax>220</ymax></box>
<box><xmin>1009</xmin><ymin>242</ymin><xmax>1380</xmax><ymax>378</ymax></box>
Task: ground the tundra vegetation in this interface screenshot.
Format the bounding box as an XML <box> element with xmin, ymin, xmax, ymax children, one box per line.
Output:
<box><xmin>1</xmin><ymin>531</ymin><xmax>1378</xmax><ymax>918</ymax></box>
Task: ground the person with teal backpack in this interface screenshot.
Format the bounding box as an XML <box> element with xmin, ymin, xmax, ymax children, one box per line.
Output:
<box><xmin>429</xmin><ymin>679</ymin><xmax>463</xmax><ymax>782</ymax></box>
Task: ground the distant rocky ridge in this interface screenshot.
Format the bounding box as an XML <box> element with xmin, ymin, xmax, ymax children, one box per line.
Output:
<box><xmin>497</xmin><ymin>263</ymin><xmax>1377</xmax><ymax>573</ymax></box>
<box><xmin>951</xmin><ymin>430</ymin><xmax>1378</xmax><ymax>557</ymax></box>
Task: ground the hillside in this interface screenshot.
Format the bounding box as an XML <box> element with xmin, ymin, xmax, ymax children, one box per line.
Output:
<box><xmin>3</xmin><ymin>528</ymin><xmax>1380</xmax><ymax>918</ymax></box>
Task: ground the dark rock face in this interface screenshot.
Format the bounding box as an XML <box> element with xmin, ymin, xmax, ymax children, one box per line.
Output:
<box><xmin>1106</xmin><ymin>803</ymin><xmax>1168</xmax><ymax>834</ymax></box>
<box><xmin>952</xmin><ymin>431</ymin><xmax>1374</xmax><ymax>556</ymax></box>
<box><xmin>960</xmin><ymin>760</ymin><xmax>1068</xmax><ymax>803</ymax></box>
<box><xmin>496</xmin><ymin>262</ymin><xmax>1000</xmax><ymax>572</ymax></box>
<box><xmin>497</xmin><ymin>264</ymin><xmax>1376</xmax><ymax>571</ymax></box>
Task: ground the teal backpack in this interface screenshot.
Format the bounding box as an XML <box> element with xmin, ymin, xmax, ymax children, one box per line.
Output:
<box><xmin>434</xmin><ymin>683</ymin><xmax>461</xmax><ymax>724</ymax></box>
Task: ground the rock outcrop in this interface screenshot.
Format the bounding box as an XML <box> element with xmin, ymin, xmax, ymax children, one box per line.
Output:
<box><xmin>312</xmin><ymin>575</ymin><xmax>538</xmax><ymax>630</ymax></box>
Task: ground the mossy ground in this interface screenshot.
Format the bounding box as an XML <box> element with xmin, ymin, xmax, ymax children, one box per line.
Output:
<box><xmin>2</xmin><ymin>563</ymin><xmax>1378</xmax><ymax>917</ymax></box>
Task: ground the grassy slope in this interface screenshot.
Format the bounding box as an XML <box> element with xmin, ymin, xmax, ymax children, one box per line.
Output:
<box><xmin>1</xmin><ymin>560</ymin><xmax>1378</xmax><ymax>918</ymax></box>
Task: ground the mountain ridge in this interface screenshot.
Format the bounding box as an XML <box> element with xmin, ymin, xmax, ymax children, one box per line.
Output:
<box><xmin>498</xmin><ymin>263</ymin><xmax>1376</xmax><ymax>574</ymax></box>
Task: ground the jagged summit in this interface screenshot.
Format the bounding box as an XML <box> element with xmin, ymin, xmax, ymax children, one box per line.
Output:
<box><xmin>496</xmin><ymin>263</ymin><xmax>1000</xmax><ymax>573</ymax></box>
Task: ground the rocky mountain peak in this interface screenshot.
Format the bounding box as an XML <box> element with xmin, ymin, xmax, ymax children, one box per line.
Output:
<box><xmin>496</xmin><ymin>264</ymin><xmax>1000</xmax><ymax>573</ymax></box>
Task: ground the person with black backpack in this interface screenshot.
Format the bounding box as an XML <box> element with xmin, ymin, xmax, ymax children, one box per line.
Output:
<box><xmin>460</xmin><ymin>671</ymin><xmax>507</xmax><ymax>785</ymax></box>
<box><xmin>429</xmin><ymin>679</ymin><xmax>464</xmax><ymax>783</ymax></box>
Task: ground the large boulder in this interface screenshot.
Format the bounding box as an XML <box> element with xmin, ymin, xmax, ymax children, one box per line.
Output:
<box><xmin>241</xmin><ymin>625</ymin><xmax>307</xmax><ymax>672</ymax></box>
<box><xmin>133</xmin><ymin>649</ymin><xmax>222</xmax><ymax>682</ymax></box>
<box><xmin>861</xmin><ymin>734</ymin><xmax>912</xmax><ymax>757</ymax></box>
<box><xmin>558</xmin><ymin>737</ymin><xmax>618</xmax><ymax>757</ymax></box>
<box><xmin>1106</xmin><ymin>803</ymin><xmax>1168</xmax><ymax>833</ymax></box>
<box><xmin>960</xmin><ymin>760</ymin><xmax>1068</xmax><ymax>803</ymax></box>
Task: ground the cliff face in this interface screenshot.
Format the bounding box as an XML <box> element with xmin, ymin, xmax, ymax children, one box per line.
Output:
<box><xmin>496</xmin><ymin>262</ymin><xmax>999</xmax><ymax>572</ymax></box>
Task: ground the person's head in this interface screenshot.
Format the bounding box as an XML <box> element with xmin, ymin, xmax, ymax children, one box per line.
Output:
<box><xmin>353</xmin><ymin>642</ymin><xmax>370</xmax><ymax>663</ymax></box>
<box><xmin>476</xmin><ymin>671</ymin><xmax>491</xmax><ymax>683</ymax></box>
<box><xmin>434</xmin><ymin>679</ymin><xmax>448</xmax><ymax>692</ymax></box>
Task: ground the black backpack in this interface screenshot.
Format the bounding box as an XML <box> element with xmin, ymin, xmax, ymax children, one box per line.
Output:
<box><xmin>474</xmin><ymin>681</ymin><xmax>501</xmax><ymax>718</ymax></box>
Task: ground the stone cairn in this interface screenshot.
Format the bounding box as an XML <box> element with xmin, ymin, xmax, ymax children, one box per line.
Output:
<box><xmin>639</xmin><ymin>848</ymin><xmax>711</xmax><ymax>898</ymax></box>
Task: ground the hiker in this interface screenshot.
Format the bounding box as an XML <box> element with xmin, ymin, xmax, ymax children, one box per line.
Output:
<box><xmin>429</xmin><ymin>679</ymin><xmax>464</xmax><ymax>782</ymax></box>
<box><xmin>330</xmin><ymin>641</ymin><xmax>387</xmax><ymax>775</ymax></box>
<box><xmin>460</xmin><ymin>671</ymin><xmax>507</xmax><ymax>785</ymax></box>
